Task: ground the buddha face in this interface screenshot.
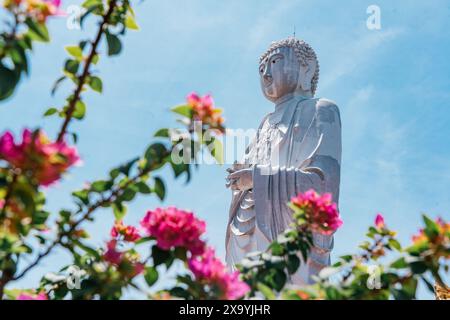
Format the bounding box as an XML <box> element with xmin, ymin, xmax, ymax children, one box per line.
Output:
<box><xmin>259</xmin><ymin>46</ymin><xmax>301</xmax><ymax>102</ymax></box>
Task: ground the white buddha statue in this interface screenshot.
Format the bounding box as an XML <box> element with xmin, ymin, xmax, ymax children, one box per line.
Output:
<box><xmin>225</xmin><ymin>37</ymin><xmax>342</xmax><ymax>285</ymax></box>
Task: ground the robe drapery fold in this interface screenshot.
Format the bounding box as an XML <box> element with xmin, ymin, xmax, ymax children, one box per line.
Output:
<box><xmin>226</xmin><ymin>96</ymin><xmax>341</xmax><ymax>285</ymax></box>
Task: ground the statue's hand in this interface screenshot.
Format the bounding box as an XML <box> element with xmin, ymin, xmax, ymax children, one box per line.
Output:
<box><xmin>226</xmin><ymin>168</ymin><xmax>253</xmax><ymax>191</ymax></box>
<box><xmin>226</xmin><ymin>161</ymin><xmax>247</xmax><ymax>175</ymax></box>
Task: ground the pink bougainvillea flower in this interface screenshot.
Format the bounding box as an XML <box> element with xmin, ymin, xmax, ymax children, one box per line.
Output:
<box><xmin>290</xmin><ymin>189</ymin><xmax>343</xmax><ymax>235</ymax></box>
<box><xmin>111</xmin><ymin>220</ymin><xmax>141</xmax><ymax>242</ymax></box>
<box><xmin>129</xmin><ymin>261</ymin><xmax>145</xmax><ymax>278</ymax></box>
<box><xmin>412</xmin><ymin>217</ymin><xmax>450</xmax><ymax>245</ymax></box>
<box><xmin>409</xmin><ymin>217</ymin><xmax>449</xmax><ymax>259</ymax></box>
<box><xmin>188</xmin><ymin>247</ymin><xmax>249</xmax><ymax>300</ymax></box>
<box><xmin>185</xmin><ymin>92</ymin><xmax>225</xmax><ymax>133</ymax></box>
<box><xmin>0</xmin><ymin>129</ymin><xmax>79</xmax><ymax>186</ymax></box>
<box><xmin>411</xmin><ymin>228</ymin><xmax>427</xmax><ymax>245</ymax></box>
<box><xmin>375</xmin><ymin>213</ymin><xmax>385</xmax><ymax>229</ymax></box>
<box><xmin>103</xmin><ymin>239</ymin><xmax>123</xmax><ymax>265</ymax></box>
<box><xmin>23</xmin><ymin>0</ymin><xmax>65</xmax><ymax>22</ymax></box>
<box><xmin>17</xmin><ymin>292</ymin><xmax>48</xmax><ymax>300</ymax></box>
<box><xmin>140</xmin><ymin>207</ymin><xmax>206</xmax><ymax>255</ymax></box>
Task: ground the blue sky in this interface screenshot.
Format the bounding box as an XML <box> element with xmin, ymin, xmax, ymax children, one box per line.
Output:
<box><xmin>1</xmin><ymin>0</ymin><xmax>449</xmax><ymax>299</ymax></box>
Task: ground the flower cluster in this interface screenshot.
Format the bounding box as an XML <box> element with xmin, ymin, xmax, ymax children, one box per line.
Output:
<box><xmin>188</xmin><ymin>247</ymin><xmax>250</xmax><ymax>300</ymax></box>
<box><xmin>3</xmin><ymin>0</ymin><xmax>63</xmax><ymax>23</ymax></box>
<box><xmin>409</xmin><ymin>217</ymin><xmax>449</xmax><ymax>259</ymax></box>
<box><xmin>140</xmin><ymin>207</ymin><xmax>206</xmax><ymax>255</ymax></box>
<box><xmin>110</xmin><ymin>220</ymin><xmax>141</xmax><ymax>242</ymax></box>
<box><xmin>290</xmin><ymin>189</ymin><xmax>343</xmax><ymax>235</ymax></box>
<box><xmin>103</xmin><ymin>239</ymin><xmax>144</xmax><ymax>278</ymax></box>
<box><xmin>186</xmin><ymin>92</ymin><xmax>225</xmax><ymax>133</ymax></box>
<box><xmin>0</xmin><ymin>129</ymin><xmax>79</xmax><ymax>186</ymax></box>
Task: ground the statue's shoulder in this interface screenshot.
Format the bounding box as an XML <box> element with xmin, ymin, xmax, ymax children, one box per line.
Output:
<box><xmin>313</xmin><ymin>98</ymin><xmax>341</xmax><ymax>125</ymax></box>
<box><xmin>314</xmin><ymin>98</ymin><xmax>340</xmax><ymax>114</ymax></box>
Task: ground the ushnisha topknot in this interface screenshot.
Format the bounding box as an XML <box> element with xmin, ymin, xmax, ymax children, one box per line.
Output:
<box><xmin>259</xmin><ymin>37</ymin><xmax>320</xmax><ymax>95</ymax></box>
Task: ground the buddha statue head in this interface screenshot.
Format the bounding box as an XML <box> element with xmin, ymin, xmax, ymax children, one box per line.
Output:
<box><xmin>259</xmin><ymin>37</ymin><xmax>319</xmax><ymax>103</ymax></box>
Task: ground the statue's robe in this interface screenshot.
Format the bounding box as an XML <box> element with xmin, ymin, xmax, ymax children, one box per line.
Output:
<box><xmin>225</xmin><ymin>95</ymin><xmax>342</xmax><ymax>285</ymax></box>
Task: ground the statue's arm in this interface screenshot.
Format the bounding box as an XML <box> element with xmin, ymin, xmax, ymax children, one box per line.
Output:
<box><xmin>305</xmin><ymin>99</ymin><xmax>342</xmax><ymax>274</ymax></box>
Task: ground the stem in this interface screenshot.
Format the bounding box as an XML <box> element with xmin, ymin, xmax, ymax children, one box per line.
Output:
<box><xmin>56</xmin><ymin>0</ymin><xmax>117</xmax><ymax>142</ymax></box>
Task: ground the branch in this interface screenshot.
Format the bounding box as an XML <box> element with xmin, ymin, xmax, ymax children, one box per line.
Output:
<box><xmin>56</xmin><ymin>0</ymin><xmax>117</xmax><ymax>142</ymax></box>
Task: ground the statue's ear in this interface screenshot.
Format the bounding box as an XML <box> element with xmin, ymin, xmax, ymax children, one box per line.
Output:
<box><xmin>299</xmin><ymin>60</ymin><xmax>316</xmax><ymax>92</ymax></box>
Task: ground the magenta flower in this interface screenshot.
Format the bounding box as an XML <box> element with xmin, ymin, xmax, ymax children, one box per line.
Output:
<box><xmin>290</xmin><ymin>189</ymin><xmax>343</xmax><ymax>235</ymax></box>
<box><xmin>103</xmin><ymin>240</ymin><xmax>123</xmax><ymax>265</ymax></box>
<box><xmin>140</xmin><ymin>207</ymin><xmax>206</xmax><ymax>255</ymax></box>
<box><xmin>17</xmin><ymin>292</ymin><xmax>48</xmax><ymax>300</ymax></box>
<box><xmin>0</xmin><ymin>129</ymin><xmax>79</xmax><ymax>186</ymax></box>
<box><xmin>188</xmin><ymin>247</ymin><xmax>250</xmax><ymax>300</ymax></box>
<box><xmin>375</xmin><ymin>213</ymin><xmax>385</xmax><ymax>229</ymax></box>
<box><xmin>111</xmin><ymin>220</ymin><xmax>141</xmax><ymax>242</ymax></box>
<box><xmin>185</xmin><ymin>92</ymin><xmax>225</xmax><ymax>133</ymax></box>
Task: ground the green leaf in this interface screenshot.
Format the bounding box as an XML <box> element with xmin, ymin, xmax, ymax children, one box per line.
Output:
<box><xmin>390</xmin><ymin>257</ymin><xmax>408</xmax><ymax>269</ymax></box>
<box><xmin>70</xmin><ymin>132</ymin><xmax>78</xmax><ymax>144</ymax></box>
<box><xmin>51</xmin><ymin>76</ymin><xmax>66</xmax><ymax>96</ymax></box>
<box><xmin>171</xmin><ymin>104</ymin><xmax>192</xmax><ymax>118</ymax></box>
<box><xmin>169</xmin><ymin>287</ymin><xmax>190</xmax><ymax>299</ymax></box>
<box><xmin>152</xmin><ymin>245</ymin><xmax>172</xmax><ymax>267</ymax></box>
<box><xmin>125</xmin><ymin>15</ymin><xmax>139</xmax><ymax>30</ymax></box>
<box><xmin>73</xmin><ymin>240</ymin><xmax>100</xmax><ymax>259</ymax></box>
<box><xmin>420</xmin><ymin>276</ymin><xmax>435</xmax><ymax>293</ymax></box>
<box><xmin>153</xmin><ymin>177</ymin><xmax>165</xmax><ymax>201</ymax></box>
<box><xmin>135</xmin><ymin>236</ymin><xmax>153</xmax><ymax>245</ymax></box>
<box><xmin>409</xmin><ymin>261</ymin><xmax>428</xmax><ymax>274</ymax></box>
<box><xmin>0</xmin><ymin>63</ymin><xmax>19</xmax><ymax>101</ymax></box>
<box><xmin>135</xmin><ymin>181</ymin><xmax>152</xmax><ymax>194</ymax></box>
<box><xmin>423</xmin><ymin>215</ymin><xmax>439</xmax><ymax>239</ymax></box>
<box><xmin>72</xmin><ymin>189</ymin><xmax>90</xmax><ymax>205</ymax></box>
<box><xmin>91</xmin><ymin>180</ymin><xmax>113</xmax><ymax>192</ymax></box>
<box><xmin>73</xmin><ymin>100</ymin><xmax>86</xmax><ymax>120</ymax></box>
<box><xmin>120</xmin><ymin>187</ymin><xmax>137</xmax><ymax>202</ymax></box>
<box><xmin>286</xmin><ymin>254</ymin><xmax>300</xmax><ymax>274</ymax></box>
<box><xmin>112</xmin><ymin>202</ymin><xmax>127</xmax><ymax>220</ymax></box>
<box><xmin>170</xmin><ymin>162</ymin><xmax>190</xmax><ymax>181</ymax></box>
<box><xmin>154</xmin><ymin>128</ymin><xmax>169</xmax><ymax>138</ymax></box>
<box><xmin>144</xmin><ymin>267</ymin><xmax>159</xmax><ymax>286</ymax></box>
<box><xmin>64</xmin><ymin>59</ymin><xmax>80</xmax><ymax>74</ymax></box>
<box><xmin>88</xmin><ymin>76</ymin><xmax>102</xmax><ymax>93</ymax></box>
<box><xmin>25</xmin><ymin>18</ymin><xmax>49</xmax><ymax>42</ymax></box>
<box><xmin>144</xmin><ymin>143</ymin><xmax>168</xmax><ymax>170</ymax></box>
<box><xmin>257</xmin><ymin>282</ymin><xmax>276</xmax><ymax>300</ymax></box>
<box><xmin>91</xmin><ymin>54</ymin><xmax>100</xmax><ymax>65</ymax></box>
<box><xmin>32</xmin><ymin>210</ymin><xmax>50</xmax><ymax>226</ymax></box>
<box><xmin>105</xmin><ymin>32</ymin><xmax>122</xmax><ymax>56</ymax></box>
<box><xmin>65</xmin><ymin>46</ymin><xmax>83</xmax><ymax>60</ymax></box>
<box><xmin>388</xmin><ymin>238</ymin><xmax>402</xmax><ymax>251</ymax></box>
<box><xmin>82</xmin><ymin>0</ymin><xmax>102</xmax><ymax>9</ymax></box>
<box><xmin>44</xmin><ymin>107</ymin><xmax>58</xmax><ymax>117</ymax></box>
<box><xmin>269</xmin><ymin>242</ymin><xmax>284</xmax><ymax>256</ymax></box>
<box><xmin>211</xmin><ymin>137</ymin><xmax>224</xmax><ymax>164</ymax></box>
